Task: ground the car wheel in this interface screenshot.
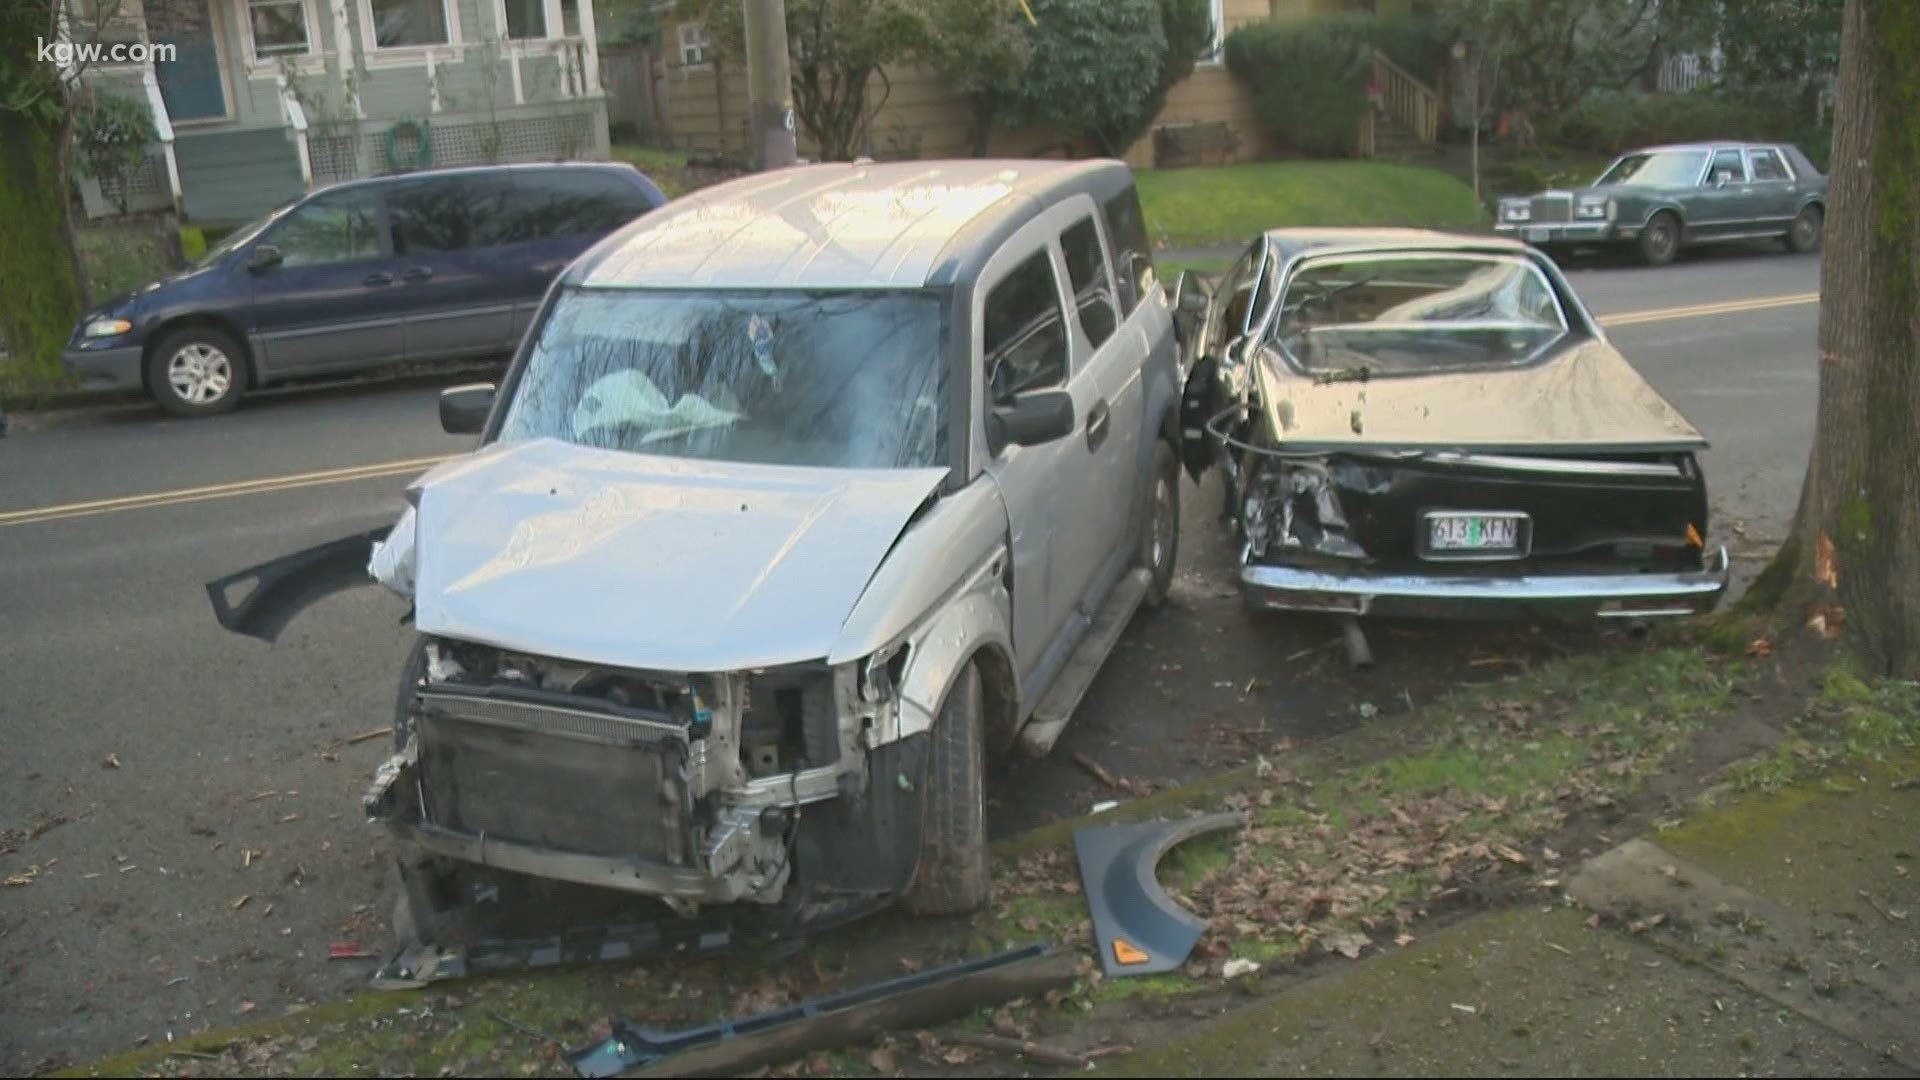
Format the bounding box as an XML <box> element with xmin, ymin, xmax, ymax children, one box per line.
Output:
<box><xmin>903</xmin><ymin>661</ymin><xmax>989</xmax><ymax>916</ymax></box>
<box><xmin>1787</xmin><ymin>205</ymin><xmax>1823</xmax><ymax>254</ymax></box>
<box><xmin>1638</xmin><ymin>212</ymin><xmax>1680</xmax><ymax>267</ymax></box>
<box><xmin>146</xmin><ymin>325</ymin><xmax>245</xmax><ymax>417</ymax></box>
<box><xmin>1139</xmin><ymin>440</ymin><xmax>1180</xmax><ymax>609</ymax></box>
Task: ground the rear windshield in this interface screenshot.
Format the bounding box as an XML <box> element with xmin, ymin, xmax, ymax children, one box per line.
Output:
<box><xmin>1272</xmin><ymin>253</ymin><xmax>1569</xmax><ymax>376</ymax></box>
<box><xmin>1595</xmin><ymin>149</ymin><xmax>1708</xmax><ymax>188</ymax></box>
<box><xmin>498</xmin><ymin>287</ymin><xmax>949</xmax><ymax>470</ymax></box>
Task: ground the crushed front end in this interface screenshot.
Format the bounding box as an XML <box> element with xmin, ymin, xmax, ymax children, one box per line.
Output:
<box><xmin>365</xmin><ymin>637</ymin><xmax>903</xmax><ymax>913</ymax></box>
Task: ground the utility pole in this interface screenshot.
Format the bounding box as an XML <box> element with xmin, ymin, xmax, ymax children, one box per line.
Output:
<box><xmin>742</xmin><ymin>0</ymin><xmax>797</xmax><ymax>171</ymax></box>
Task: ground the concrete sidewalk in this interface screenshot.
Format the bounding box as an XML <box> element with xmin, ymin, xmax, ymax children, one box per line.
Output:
<box><xmin>1095</xmin><ymin>764</ymin><xmax>1919</xmax><ymax>1078</ymax></box>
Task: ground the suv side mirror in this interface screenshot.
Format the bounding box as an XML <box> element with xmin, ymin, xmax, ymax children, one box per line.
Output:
<box><xmin>439</xmin><ymin>383</ymin><xmax>496</xmax><ymax>434</ymax></box>
<box><xmin>987</xmin><ymin>388</ymin><xmax>1075</xmax><ymax>454</ymax></box>
<box><xmin>246</xmin><ymin>244</ymin><xmax>283</xmax><ymax>272</ymax></box>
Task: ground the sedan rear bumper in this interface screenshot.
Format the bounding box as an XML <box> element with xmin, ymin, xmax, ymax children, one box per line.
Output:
<box><xmin>1241</xmin><ymin>546</ymin><xmax>1729</xmax><ymax>621</ymax></box>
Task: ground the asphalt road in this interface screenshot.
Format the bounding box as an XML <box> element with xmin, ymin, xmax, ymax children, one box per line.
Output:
<box><xmin>0</xmin><ymin>246</ymin><xmax>1820</xmax><ymax>1071</ymax></box>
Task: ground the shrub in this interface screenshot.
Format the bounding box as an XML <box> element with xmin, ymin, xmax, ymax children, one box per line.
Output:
<box><xmin>1371</xmin><ymin>13</ymin><xmax>1449</xmax><ymax>84</ymax></box>
<box><xmin>1546</xmin><ymin>88</ymin><xmax>1830</xmax><ymax>168</ymax></box>
<box><xmin>1001</xmin><ymin>0</ymin><xmax>1166</xmax><ymax>157</ymax></box>
<box><xmin>73</xmin><ymin>91</ymin><xmax>157</xmax><ymax>215</ymax></box>
<box><xmin>1226</xmin><ymin>14</ymin><xmax>1373</xmax><ymax>158</ymax></box>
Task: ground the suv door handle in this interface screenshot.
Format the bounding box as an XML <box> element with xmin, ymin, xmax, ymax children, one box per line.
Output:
<box><xmin>362</xmin><ymin>272</ymin><xmax>393</xmax><ymax>287</ymax></box>
<box><xmin>1086</xmin><ymin>398</ymin><xmax>1111</xmax><ymax>452</ymax></box>
<box><xmin>401</xmin><ymin>266</ymin><xmax>434</xmax><ymax>283</ymax></box>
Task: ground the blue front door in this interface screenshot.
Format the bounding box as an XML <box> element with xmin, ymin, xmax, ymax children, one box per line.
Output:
<box><xmin>149</xmin><ymin>0</ymin><xmax>226</xmax><ymax>122</ymax></box>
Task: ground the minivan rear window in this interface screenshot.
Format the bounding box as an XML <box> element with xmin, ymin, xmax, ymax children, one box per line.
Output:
<box><xmin>509</xmin><ymin>171</ymin><xmax>657</xmax><ymax>241</ymax></box>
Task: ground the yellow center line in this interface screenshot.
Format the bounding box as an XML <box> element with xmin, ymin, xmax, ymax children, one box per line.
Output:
<box><xmin>0</xmin><ymin>455</ymin><xmax>454</xmax><ymax>529</ymax></box>
<box><xmin>1598</xmin><ymin>291</ymin><xmax>1819</xmax><ymax>328</ymax></box>
<box><xmin>0</xmin><ymin>291</ymin><xmax>1823</xmax><ymax>531</ymax></box>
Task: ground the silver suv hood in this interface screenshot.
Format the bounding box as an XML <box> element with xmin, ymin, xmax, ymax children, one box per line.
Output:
<box><xmin>402</xmin><ymin>438</ymin><xmax>947</xmax><ymax>672</ymax></box>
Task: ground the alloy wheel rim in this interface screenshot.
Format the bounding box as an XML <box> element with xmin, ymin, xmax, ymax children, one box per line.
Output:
<box><xmin>167</xmin><ymin>344</ymin><xmax>232</xmax><ymax>405</ymax></box>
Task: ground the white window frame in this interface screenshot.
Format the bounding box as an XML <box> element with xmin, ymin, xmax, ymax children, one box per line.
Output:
<box><xmin>240</xmin><ymin>0</ymin><xmax>322</xmax><ymax>69</ymax></box>
<box><xmin>358</xmin><ymin>0</ymin><xmax>463</xmax><ymax>65</ymax></box>
<box><xmin>1198</xmin><ymin>0</ymin><xmax>1226</xmax><ymax>67</ymax></box>
<box><xmin>678</xmin><ymin>20</ymin><xmax>711</xmax><ymax>68</ymax></box>
<box><xmin>495</xmin><ymin>0</ymin><xmax>548</xmax><ymax>41</ymax></box>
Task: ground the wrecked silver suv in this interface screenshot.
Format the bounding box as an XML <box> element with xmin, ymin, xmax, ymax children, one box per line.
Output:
<box><xmin>207</xmin><ymin>160</ymin><xmax>1186</xmax><ymax>932</ymax></box>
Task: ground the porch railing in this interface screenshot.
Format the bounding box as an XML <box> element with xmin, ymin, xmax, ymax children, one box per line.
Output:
<box><xmin>1373</xmin><ymin>50</ymin><xmax>1440</xmax><ymax>145</ymax></box>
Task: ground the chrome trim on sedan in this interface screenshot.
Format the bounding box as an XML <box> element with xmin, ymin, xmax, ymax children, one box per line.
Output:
<box><xmin>1241</xmin><ymin>547</ymin><xmax>1729</xmax><ymax>620</ymax></box>
<box><xmin>1416</xmin><ymin>451</ymin><xmax>1688</xmax><ymax>479</ymax></box>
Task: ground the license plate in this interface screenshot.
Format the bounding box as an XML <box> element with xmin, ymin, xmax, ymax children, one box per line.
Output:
<box><xmin>1427</xmin><ymin>513</ymin><xmax>1526</xmax><ymax>554</ymax></box>
<box><xmin>1523</xmin><ymin>226</ymin><xmax>1550</xmax><ymax>243</ymax></box>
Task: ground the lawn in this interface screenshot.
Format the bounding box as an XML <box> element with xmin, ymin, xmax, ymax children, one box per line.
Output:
<box><xmin>1135</xmin><ymin>159</ymin><xmax>1482</xmax><ymax>250</ymax></box>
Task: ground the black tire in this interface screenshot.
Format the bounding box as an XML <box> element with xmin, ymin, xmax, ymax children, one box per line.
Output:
<box><xmin>1787</xmin><ymin>204</ymin><xmax>1823</xmax><ymax>254</ymax></box>
<box><xmin>1139</xmin><ymin>440</ymin><xmax>1180</xmax><ymax>608</ymax></box>
<box><xmin>144</xmin><ymin>324</ymin><xmax>246</xmax><ymax>417</ymax></box>
<box><xmin>903</xmin><ymin>662</ymin><xmax>989</xmax><ymax>916</ymax></box>
<box><xmin>1638</xmin><ymin>212</ymin><xmax>1681</xmax><ymax>267</ymax></box>
<box><xmin>394</xmin><ymin>635</ymin><xmax>428</xmax><ymax>750</ymax></box>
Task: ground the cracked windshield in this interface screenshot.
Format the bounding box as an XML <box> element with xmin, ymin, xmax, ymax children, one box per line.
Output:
<box><xmin>1275</xmin><ymin>253</ymin><xmax>1569</xmax><ymax>376</ymax></box>
<box><xmin>497</xmin><ymin>287</ymin><xmax>948</xmax><ymax>469</ymax></box>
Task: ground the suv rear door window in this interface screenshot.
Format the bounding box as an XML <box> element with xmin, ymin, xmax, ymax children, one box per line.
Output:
<box><xmin>1100</xmin><ymin>187</ymin><xmax>1155</xmax><ymax>314</ymax></box>
<box><xmin>983</xmin><ymin>249</ymin><xmax>1068</xmax><ymax>403</ymax></box>
<box><xmin>1060</xmin><ymin>216</ymin><xmax>1118</xmax><ymax>351</ymax></box>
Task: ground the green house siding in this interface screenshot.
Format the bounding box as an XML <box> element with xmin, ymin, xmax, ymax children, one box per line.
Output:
<box><xmin>175</xmin><ymin>130</ymin><xmax>305</xmax><ymax>222</ymax></box>
<box><xmin>71</xmin><ymin>0</ymin><xmax>608</xmax><ymax>221</ymax></box>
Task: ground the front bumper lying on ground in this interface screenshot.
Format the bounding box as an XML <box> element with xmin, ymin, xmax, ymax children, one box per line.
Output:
<box><xmin>1241</xmin><ymin>546</ymin><xmax>1730</xmax><ymax>621</ymax></box>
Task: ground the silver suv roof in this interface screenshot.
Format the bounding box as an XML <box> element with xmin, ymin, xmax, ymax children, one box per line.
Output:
<box><xmin>577</xmin><ymin>159</ymin><xmax>1116</xmax><ymax>290</ymax></box>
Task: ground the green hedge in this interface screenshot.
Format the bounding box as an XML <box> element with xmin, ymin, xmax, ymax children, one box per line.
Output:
<box><xmin>1225</xmin><ymin>14</ymin><xmax>1374</xmax><ymax>158</ymax></box>
<box><xmin>1547</xmin><ymin>88</ymin><xmax>1833</xmax><ymax>171</ymax></box>
<box><xmin>1224</xmin><ymin>13</ymin><xmax>1448</xmax><ymax>160</ymax></box>
<box><xmin>1371</xmin><ymin>14</ymin><xmax>1450</xmax><ymax>85</ymax></box>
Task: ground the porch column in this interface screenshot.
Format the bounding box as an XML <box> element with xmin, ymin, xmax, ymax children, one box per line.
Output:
<box><xmin>139</xmin><ymin>68</ymin><xmax>184</xmax><ymax>216</ymax></box>
<box><xmin>573</xmin><ymin>0</ymin><xmax>599</xmax><ymax>97</ymax></box>
<box><xmin>330</xmin><ymin>0</ymin><xmax>363</xmax><ymax>117</ymax></box>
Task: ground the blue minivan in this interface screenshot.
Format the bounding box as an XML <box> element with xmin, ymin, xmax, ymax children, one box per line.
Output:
<box><xmin>63</xmin><ymin>161</ymin><xmax>667</xmax><ymax>418</ymax></box>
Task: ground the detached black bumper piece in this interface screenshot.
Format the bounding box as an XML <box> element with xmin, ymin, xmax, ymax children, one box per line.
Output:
<box><xmin>205</xmin><ymin>526</ymin><xmax>390</xmax><ymax>641</ymax></box>
<box><xmin>565</xmin><ymin>942</ymin><xmax>1078</xmax><ymax>1078</ymax></box>
<box><xmin>1075</xmin><ymin>811</ymin><xmax>1249</xmax><ymax>977</ymax></box>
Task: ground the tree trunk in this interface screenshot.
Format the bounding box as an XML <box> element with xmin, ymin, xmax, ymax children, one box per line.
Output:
<box><xmin>0</xmin><ymin>109</ymin><xmax>88</xmax><ymax>377</ymax></box>
<box><xmin>1753</xmin><ymin>0</ymin><xmax>1920</xmax><ymax>678</ymax></box>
